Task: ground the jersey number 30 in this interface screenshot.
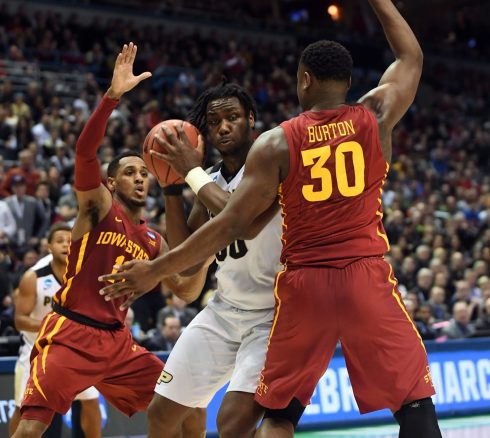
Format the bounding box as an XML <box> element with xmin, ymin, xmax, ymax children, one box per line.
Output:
<box><xmin>301</xmin><ymin>141</ymin><xmax>365</xmax><ymax>202</ymax></box>
<box><xmin>216</xmin><ymin>240</ymin><xmax>248</xmax><ymax>261</ymax></box>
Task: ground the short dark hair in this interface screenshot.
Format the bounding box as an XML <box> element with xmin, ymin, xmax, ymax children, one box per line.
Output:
<box><xmin>48</xmin><ymin>222</ymin><xmax>71</xmax><ymax>243</ymax></box>
<box><xmin>187</xmin><ymin>83</ymin><xmax>257</xmax><ymax>135</ymax></box>
<box><xmin>300</xmin><ymin>40</ymin><xmax>353</xmax><ymax>82</ymax></box>
<box><xmin>107</xmin><ymin>151</ymin><xmax>143</xmax><ymax>178</ymax></box>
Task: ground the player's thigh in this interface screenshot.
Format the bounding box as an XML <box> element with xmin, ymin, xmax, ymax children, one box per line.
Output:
<box><xmin>228</xmin><ymin>312</ymin><xmax>272</xmax><ymax>394</ymax></box>
<box><xmin>155</xmin><ymin>307</ymin><xmax>239</xmax><ymax>408</ymax></box>
<box><xmin>257</xmin><ymin>268</ymin><xmax>340</xmax><ymax>409</ymax></box>
<box><xmin>97</xmin><ymin>335</ymin><xmax>164</xmax><ymax>416</ymax></box>
<box><xmin>22</xmin><ymin>342</ymin><xmax>103</xmax><ymax>414</ymax></box>
<box><xmin>340</xmin><ymin>257</ymin><xmax>434</xmax><ymax>412</ymax></box>
<box><xmin>217</xmin><ymin>391</ymin><xmax>263</xmax><ymax>436</ymax></box>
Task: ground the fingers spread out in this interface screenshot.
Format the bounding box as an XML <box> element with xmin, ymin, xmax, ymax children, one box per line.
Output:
<box><xmin>174</xmin><ymin>123</ymin><xmax>190</xmax><ymax>144</ymax></box>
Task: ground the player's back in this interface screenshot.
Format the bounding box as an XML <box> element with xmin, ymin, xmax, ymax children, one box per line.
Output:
<box><xmin>280</xmin><ymin>104</ymin><xmax>389</xmax><ymax>268</ymax></box>
<box><xmin>53</xmin><ymin>200</ymin><xmax>161</xmax><ymax>325</ymax></box>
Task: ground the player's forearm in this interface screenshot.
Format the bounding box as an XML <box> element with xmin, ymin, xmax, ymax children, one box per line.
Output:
<box><xmin>164</xmin><ymin>195</ymin><xmax>192</xmax><ymax>249</ymax></box>
<box><xmin>14</xmin><ymin>315</ymin><xmax>42</xmax><ymax>332</ymax></box>
<box><xmin>74</xmin><ymin>95</ymin><xmax>118</xmax><ymax>191</ymax></box>
<box><xmin>152</xmin><ymin>211</ymin><xmax>241</xmax><ymax>278</ymax></box>
<box><xmin>196</xmin><ymin>183</ymin><xmax>231</xmax><ymax>217</ymax></box>
<box><xmin>369</xmin><ymin>0</ymin><xmax>423</xmax><ymax>62</ymax></box>
<box><xmin>164</xmin><ymin>267</ymin><xmax>207</xmax><ymax>304</ymax></box>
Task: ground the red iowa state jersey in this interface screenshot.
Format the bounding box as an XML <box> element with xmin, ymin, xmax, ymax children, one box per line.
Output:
<box><xmin>279</xmin><ymin>104</ymin><xmax>390</xmax><ymax>268</ymax></box>
<box><xmin>53</xmin><ymin>200</ymin><xmax>161</xmax><ymax>324</ymax></box>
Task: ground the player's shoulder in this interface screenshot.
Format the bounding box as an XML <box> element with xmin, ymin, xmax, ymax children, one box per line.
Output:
<box><xmin>33</xmin><ymin>264</ymin><xmax>54</xmax><ymax>279</ymax></box>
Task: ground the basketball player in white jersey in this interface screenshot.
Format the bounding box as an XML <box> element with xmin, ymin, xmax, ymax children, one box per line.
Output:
<box><xmin>9</xmin><ymin>223</ymin><xmax>102</xmax><ymax>438</ymax></box>
<box><xmin>143</xmin><ymin>84</ymin><xmax>282</xmax><ymax>438</ymax></box>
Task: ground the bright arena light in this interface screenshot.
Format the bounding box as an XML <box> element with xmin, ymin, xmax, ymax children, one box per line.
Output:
<box><xmin>327</xmin><ymin>4</ymin><xmax>340</xmax><ymax>21</ymax></box>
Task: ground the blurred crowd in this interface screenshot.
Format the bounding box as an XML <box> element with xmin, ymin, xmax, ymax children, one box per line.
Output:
<box><xmin>0</xmin><ymin>3</ymin><xmax>489</xmax><ymax>355</ymax></box>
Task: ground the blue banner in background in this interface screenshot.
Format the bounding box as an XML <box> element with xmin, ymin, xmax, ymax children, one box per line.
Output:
<box><xmin>204</xmin><ymin>339</ymin><xmax>490</xmax><ymax>433</ymax></box>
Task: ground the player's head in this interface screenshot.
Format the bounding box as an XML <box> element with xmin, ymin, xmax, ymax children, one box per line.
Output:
<box><xmin>107</xmin><ymin>151</ymin><xmax>149</xmax><ymax>210</ymax></box>
<box><xmin>187</xmin><ymin>83</ymin><xmax>256</xmax><ymax>157</ymax></box>
<box><xmin>297</xmin><ymin>40</ymin><xmax>353</xmax><ymax>110</ymax></box>
<box><xmin>47</xmin><ymin>222</ymin><xmax>71</xmax><ymax>263</ymax></box>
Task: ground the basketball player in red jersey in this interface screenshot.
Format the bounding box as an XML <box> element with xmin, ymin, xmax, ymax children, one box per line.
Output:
<box><xmin>13</xmin><ymin>43</ymin><xmax>207</xmax><ymax>438</ymax></box>
<box><xmin>100</xmin><ymin>2</ymin><xmax>442</xmax><ymax>437</ymax></box>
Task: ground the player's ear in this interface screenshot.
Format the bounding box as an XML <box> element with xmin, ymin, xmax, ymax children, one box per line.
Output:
<box><xmin>303</xmin><ymin>71</ymin><xmax>312</xmax><ymax>90</ymax></box>
<box><xmin>249</xmin><ymin>111</ymin><xmax>255</xmax><ymax>129</ymax></box>
<box><xmin>106</xmin><ymin>177</ymin><xmax>116</xmax><ymax>193</ymax></box>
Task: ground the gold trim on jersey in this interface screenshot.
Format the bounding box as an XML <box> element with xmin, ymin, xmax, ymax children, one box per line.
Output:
<box><xmin>34</xmin><ymin>312</ymin><xmax>54</xmax><ymax>354</ymax></box>
<box><xmin>387</xmin><ymin>263</ymin><xmax>426</xmax><ymax>351</ymax></box>
<box><xmin>32</xmin><ymin>356</ymin><xmax>47</xmax><ymax>400</ymax></box>
<box><xmin>60</xmin><ymin>232</ymin><xmax>90</xmax><ymax>305</ymax></box>
<box><xmin>42</xmin><ymin>316</ymin><xmax>66</xmax><ymax>373</ymax></box>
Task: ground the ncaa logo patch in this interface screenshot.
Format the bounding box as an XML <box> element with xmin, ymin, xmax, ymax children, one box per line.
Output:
<box><xmin>147</xmin><ymin>231</ymin><xmax>156</xmax><ymax>240</ymax></box>
<box><xmin>43</xmin><ymin>278</ymin><xmax>53</xmax><ymax>289</ymax></box>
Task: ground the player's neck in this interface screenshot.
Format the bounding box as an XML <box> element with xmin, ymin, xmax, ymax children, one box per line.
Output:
<box><xmin>51</xmin><ymin>260</ymin><xmax>66</xmax><ymax>282</ymax></box>
<box><xmin>309</xmin><ymin>98</ymin><xmax>347</xmax><ymax>112</ymax></box>
<box><xmin>114</xmin><ymin>196</ymin><xmax>144</xmax><ymax>225</ymax></box>
<box><xmin>221</xmin><ymin>145</ymin><xmax>250</xmax><ymax>177</ymax></box>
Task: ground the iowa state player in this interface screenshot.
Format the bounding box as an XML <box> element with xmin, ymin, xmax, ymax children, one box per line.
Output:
<box><xmin>100</xmin><ymin>2</ymin><xmax>442</xmax><ymax>438</ymax></box>
<box><xmin>13</xmin><ymin>43</ymin><xmax>206</xmax><ymax>438</ymax></box>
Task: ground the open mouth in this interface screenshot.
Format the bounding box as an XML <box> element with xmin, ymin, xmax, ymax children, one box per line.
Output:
<box><xmin>135</xmin><ymin>187</ymin><xmax>145</xmax><ymax>196</ymax></box>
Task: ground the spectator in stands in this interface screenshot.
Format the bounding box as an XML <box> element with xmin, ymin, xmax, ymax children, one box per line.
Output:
<box><xmin>451</xmin><ymin>279</ymin><xmax>481</xmax><ymax>321</ymax></box>
<box><xmin>414</xmin><ymin>303</ymin><xmax>438</xmax><ymax>340</ymax></box>
<box><xmin>156</xmin><ymin>293</ymin><xmax>198</xmax><ymax>329</ymax></box>
<box><xmin>412</xmin><ymin>267</ymin><xmax>434</xmax><ymax>302</ymax></box>
<box><xmin>144</xmin><ymin>315</ymin><xmax>181</xmax><ymax>352</ymax></box>
<box><xmin>0</xmin><ymin>198</ymin><xmax>17</xmax><ymax>243</ymax></box>
<box><xmin>442</xmin><ymin>301</ymin><xmax>476</xmax><ymax>339</ymax></box>
<box><xmin>4</xmin><ymin>174</ymin><xmax>49</xmax><ymax>248</ymax></box>
<box><xmin>427</xmin><ymin>286</ymin><xmax>450</xmax><ymax>321</ymax></box>
<box><xmin>475</xmin><ymin>298</ymin><xmax>490</xmax><ymax>337</ymax></box>
<box><xmin>2</xmin><ymin>149</ymin><xmax>41</xmax><ymax>196</ymax></box>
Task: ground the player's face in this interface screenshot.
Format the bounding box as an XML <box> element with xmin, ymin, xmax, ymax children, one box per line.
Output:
<box><xmin>48</xmin><ymin>230</ymin><xmax>71</xmax><ymax>264</ymax></box>
<box><xmin>206</xmin><ymin>97</ymin><xmax>254</xmax><ymax>156</ymax></box>
<box><xmin>110</xmin><ymin>157</ymin><xmax>150</xmax><ymax>209</ymax></box>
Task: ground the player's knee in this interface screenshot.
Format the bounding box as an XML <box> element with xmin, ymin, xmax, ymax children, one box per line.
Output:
<box><xmin>12</xmin><ymin>419</ymin><xmax>47</xmax><ymax>438</ymax></box>
<box><xmin>217</xmin><ymin>408</ymin><xmax>255</xmax><ymax>438</ymax></box>
<box><xmin>147</xmin><ymin>394</ymin><xmax>186</xmax><ymax>431</ymax></box>
<box><xmin>394</xmin><ymin>397</ymin><xmax>441</xmax><ymax>438</ymax></box>
<box><xmin>262</xmin><ymin>398</ymin><xmax>305</xmax><ymax>430</ymax></box>
<box><xmin>182</xmin><ymin>408</ymin><xmax>206</xmax><ymax>437</ymax></box>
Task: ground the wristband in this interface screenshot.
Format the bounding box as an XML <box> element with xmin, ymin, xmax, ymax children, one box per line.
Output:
<box><xmin>185</xmin><ymin>167</ymin><xmax>213</xmax><ymax>195</ymax></box>
<box><xmin>163</xmin><ymin>184</ymin><xmax>185</xmax><ymax>196</ymax></box>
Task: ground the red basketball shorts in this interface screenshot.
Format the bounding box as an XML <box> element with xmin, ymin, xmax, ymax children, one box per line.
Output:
<box><xmin>256</xmin><ymin>257</ymin><xmax>435</xmax><ymax>414</ymax></box>
<box><xmin>20</xmin><ymin>312</ymin><xmax>163</xmax><ymax>425</ymax></box>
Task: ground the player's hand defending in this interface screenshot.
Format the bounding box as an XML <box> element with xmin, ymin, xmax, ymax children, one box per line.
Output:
<box><xmin>106</xmin><ymin>42</ymin><xmax>152</xmax><ymax>100</ymax></box>
<box><xmin>98</xmin><ymin>259</ymin><xmax>160</xmax><ymax>310</ymax></box>
<box><xmin>151</xmin><ymin>123</ymin><xmax>205</xmax><ymax>178</ymax></box>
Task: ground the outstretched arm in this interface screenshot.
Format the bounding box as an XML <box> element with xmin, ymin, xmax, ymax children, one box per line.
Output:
<box><xmin>72</xmin><ymin>42</ymin><xmax>151</xmax><ymax>241</ymax></box>
<box><xmin>99</xmin><ymin>127</ymin><xmax>288</xmax><ymax>298</ymax></box>
<box><xmin>359</xmin><ymin>0</ymin><xmax>423</xmax><ymax>160</ymax></box>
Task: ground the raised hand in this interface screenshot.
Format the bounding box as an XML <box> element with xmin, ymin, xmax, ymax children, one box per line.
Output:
<box><xmin>106</xmin><ymin>42</ymin><xmax>152</xmax><ymax>100</ymax></box>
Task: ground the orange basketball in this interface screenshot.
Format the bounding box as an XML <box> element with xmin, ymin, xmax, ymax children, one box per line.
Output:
<box><xmin>142</xmin><ymin>119</ymin><xmax>200</xmax><ymax>187</ymax></box>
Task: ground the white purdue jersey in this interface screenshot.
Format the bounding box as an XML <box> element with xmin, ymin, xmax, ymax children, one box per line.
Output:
<box><xmin>208</xmin><ymin>163</ymin><xmax>282</xmax><ymax>310</ymax></box>
<box><xmin>21</xmin><ymin>255</ymin><xmax>61</xmax><ymax>348</ymax></box>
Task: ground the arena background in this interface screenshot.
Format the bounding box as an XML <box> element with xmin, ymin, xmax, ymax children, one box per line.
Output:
<box><xmin>1</xmin><ymin>0</ymin><xmax>489</xmax><ymax>436</ymax></box>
